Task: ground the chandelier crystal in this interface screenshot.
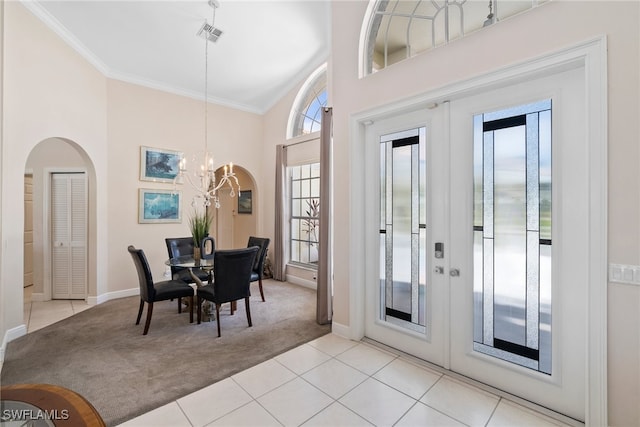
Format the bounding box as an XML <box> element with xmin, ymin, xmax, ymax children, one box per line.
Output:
<box><xmin>174</xmin><ymin>0</ymin><xmax>239</xmax><ymax>209</ymax></box>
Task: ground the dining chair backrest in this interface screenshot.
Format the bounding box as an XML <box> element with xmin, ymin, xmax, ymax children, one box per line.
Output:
<box><xmin>165</xmin><ymin>237</ymin><xmax>194</xmax><ymax>275</ymax></box>
<box><xmin>247</xmin><ymin>236</ymin><xmax>270</xmax><ymax>275</ymax></box>
<box><xmin>128</xmin><ymin>245</ymin><xmax>156</xmax><ymax>302</ymax></box>
<box><xmin>213</xmin><ymin>247</ymin><xmax>259</xmax><ymax>304</ymax></box>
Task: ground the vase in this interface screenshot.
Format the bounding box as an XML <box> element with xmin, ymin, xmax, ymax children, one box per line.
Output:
<box><xmin>193</xmin><ymin>247</ymin><xmax>201</xmax><ymax>266</ymax></box>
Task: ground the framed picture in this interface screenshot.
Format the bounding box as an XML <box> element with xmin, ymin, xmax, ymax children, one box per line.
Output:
<box><xmin>238</xmin><ymin>190</ymin><xmax>252</xmax><ymax>214</ymax></box>
<box><xmin>138</xmin><ymin>189</ymin><xmax>182</xmax><ymax>223</ymax></box>
<box><xmin>140</xmin><ymin>146</ymin><xmax>182</xmax><ymax>183</ymax></box>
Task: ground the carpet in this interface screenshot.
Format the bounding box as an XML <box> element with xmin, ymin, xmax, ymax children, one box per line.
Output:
<box><xmin>1</xmin><ymin>280</ymin><xmax>331</xmax><ymax>426</ymax></box>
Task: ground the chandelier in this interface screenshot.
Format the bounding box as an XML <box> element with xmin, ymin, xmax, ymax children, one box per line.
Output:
<box><xmin>174</xmin><ymin>0</ymin><xmax>239</xmax><ymax>209</ymax></box>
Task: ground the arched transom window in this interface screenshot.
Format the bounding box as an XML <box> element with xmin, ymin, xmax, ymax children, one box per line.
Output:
<box><xmin>287</xmin><ymin>63</ymin><xmax>327</xmax><ymax>139</ymax></box>
<box><xmin>360</xmin><ymin>0</ymin><xmax>549</xmax><ymax>76</ymax></box>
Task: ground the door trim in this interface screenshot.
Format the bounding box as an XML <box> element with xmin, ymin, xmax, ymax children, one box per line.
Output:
<box><xmin>348</xmin><ymin>36</ymin><xmax>607</xmax><ymax>425</ymax></box>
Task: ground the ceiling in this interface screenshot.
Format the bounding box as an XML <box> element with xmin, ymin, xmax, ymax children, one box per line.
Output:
<box><xmin>23</xmin><ymin>0</ymin><xmax>331</xmax><ymax>114</ymax></box>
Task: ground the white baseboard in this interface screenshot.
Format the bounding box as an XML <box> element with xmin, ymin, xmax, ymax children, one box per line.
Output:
<box><xmin>92</xmin><ymin>287</ymin><xmax>139</xmax><ymax>305</ymax></box>
<box><xmin>330</xmin><ymin>321</ymin><xmax>353</xmax><ymax>340</ymax></box>
<box><xmin>1</xmin><ymin>324</ymin><xmax>28</xmax><ymax>364</ymax></box>
<box><xmin>28</xmin><ymin>289</ymin><xmax>139</xmax><ymax>305</ymax></box>
<box><xmin>286</xmin><ymin>274</ymin><xmax>317</xmax><ymax>290</ymax></box>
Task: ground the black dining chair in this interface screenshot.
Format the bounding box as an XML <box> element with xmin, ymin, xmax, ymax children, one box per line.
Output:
<box><xmin>128</xmin><ymin>245</ymin><xmax>195</xmax><ymax>335</ymax></box>
<box><xmin>247</xmin><ymin>236</ymin><xmax>270</xmax><ymax>302</ymax></box>
<box><xmin>197</xmin><ymin>246</ymin><xmax>259</xmax><ymax>337</ymax></box>
<box><xmin>165</xmin><ymin>237</ymin><xmax>212</xmax><ymax>284</ymax></box>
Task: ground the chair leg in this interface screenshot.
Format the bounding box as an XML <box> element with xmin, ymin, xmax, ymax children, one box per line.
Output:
<box><xmin>136</xmin><ymin>299</ymin><xmax>145</xmax><ymax>325</ymax></box>
<box><xmin>197</xmin><ymin>296</ymin><xmax>202</xmax><ymax>324</ymax></box>
<box><xmin>189</xmin><ymin>295</ymin><xmax>194</xmax><ymax>323</ymax></box>
<box><xmin>143</xmin><ymin>302</ymin><xmax>154</xmax><ymax>335</ymax></box>
<box><xmin>259</xmin><ymin>277</ymin><xmax>265</xmax><ymax>302</ymax></box>
<box><xmin>245</xmin><ymin>297</ymin><xmax>252</xmax><ymax>327</ymax></box>
<box><xmin>178</xmin><ymin>297</ymin><xmax>182</xmax><ymax>314</ymax></box>
<box><xmin>216</xmin><ymin>303</ymin><xmax>222</xmax><ymax>337</ymax></box>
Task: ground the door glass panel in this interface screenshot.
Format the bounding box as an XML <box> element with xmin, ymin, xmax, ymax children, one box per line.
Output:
<box><xmin>473</xmin><ymin>100</ymin><xmax>552</xmax><ymax>374</ymax></box>
<box><xmin>379</xmin><ymin>127</ymin><xmax>426</xmax><ymax>333</ymax></box>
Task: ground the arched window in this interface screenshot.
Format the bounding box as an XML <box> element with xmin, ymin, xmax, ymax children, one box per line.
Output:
<box><xmin>287</xmin><ymin>63</ymin><xmax>327</xmax><ymax>139</ymax></box>
<box><xmin>360</xmin><ymin>0</ymin><xmax>548</xmax><ymax>77</ymax></box>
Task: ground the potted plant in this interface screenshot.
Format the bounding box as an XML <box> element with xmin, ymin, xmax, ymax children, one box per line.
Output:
<box><xmin>303</xmin><ymin>199</ymin><xmax>320</xmax><ymax>265</ymax></box>
<box><xmin>188</xmin><ymin>209</ymin><xmax>212</xmax><ymax>263</ymax></box>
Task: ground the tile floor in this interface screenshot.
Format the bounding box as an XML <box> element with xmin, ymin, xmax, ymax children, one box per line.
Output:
<box><xmin>19</xmin><ymin>287</ymin><xmax>578</xmax><ymax>427</ymax></box>
<box><xmin>22</xmin><ymin>285</ymin><xmax>92</xmax><ymax>333</ymax></box>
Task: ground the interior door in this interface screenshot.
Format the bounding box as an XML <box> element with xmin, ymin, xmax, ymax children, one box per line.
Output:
<box><xmin>364</xmin><ymin>66</ymin><xmax>586</xmax><ymax>421</ymax></box>
<box><xmin>51</xmin><ymin>172</ymin><xmax>87</xmax><ymax>300</ymax></box>
<box><xmin>215</xmin><ymin>188</ymin><xmax>234</xmax><ymax>249</ymax></box>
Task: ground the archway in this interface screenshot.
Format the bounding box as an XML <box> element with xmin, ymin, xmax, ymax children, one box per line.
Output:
<box><xmin>211</xmin><ymin>164</ymin><xmax>258</xmax><ymax>249</ymax></box>
<box><xmin>25</xmin><ymin>137</ymin><xmax>97</xmax><ymax>304</ymax></box>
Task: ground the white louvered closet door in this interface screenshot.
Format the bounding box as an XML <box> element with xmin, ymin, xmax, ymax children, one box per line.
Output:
<box><xmin>51</xmin><ymin>173</ymin><xmax>87</xmax><ymax>299</ymax></box>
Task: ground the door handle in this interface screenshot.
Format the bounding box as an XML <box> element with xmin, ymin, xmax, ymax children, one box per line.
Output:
<box><xmin>449</xmin><ymin>268</ymin><xmax>460</xmax><ymax>277</ymax></box>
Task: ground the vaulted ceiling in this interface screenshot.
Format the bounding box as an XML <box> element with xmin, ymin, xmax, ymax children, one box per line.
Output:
<box><xmin>23</xmin><ymin>0</ymin><xmax>331</xmax><ymax>114</ymax></box>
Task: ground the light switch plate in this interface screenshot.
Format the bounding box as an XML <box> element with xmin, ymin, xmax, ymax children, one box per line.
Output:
<box><xmin>609</xmin><ymin>263</ymin><xmax>640</xmax><ymax>286</ymax></box>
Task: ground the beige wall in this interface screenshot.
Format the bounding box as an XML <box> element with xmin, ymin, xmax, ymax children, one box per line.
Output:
<box><xmin>329</xmin><ymin>1</ymin><xmax>639</xmax><ymax>425</ymax></box>
<box><xmin>1</xmin><ymin>2</ymin><xmax>108</xmax><ymax>334</ymax></box>
<box><xmin>105</xmin><ymin>79</ymin><xmax>263</xmax><ymax>289</ymax></box>
<box><xmin>0</xmin><ymin>0</ymin><xmax>5</xmax><ymax>348</ymax></box>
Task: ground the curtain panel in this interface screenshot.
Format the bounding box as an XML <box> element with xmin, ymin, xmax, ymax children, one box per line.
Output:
<box><xmin>316</xmin><ymin>107</ymin><xmax>333</xmax><ymax>325</ymax></box>
<box><xmin>273</xmin><ymin>144</ymin><xmax>287</xmax><ymax>281</ymax></box>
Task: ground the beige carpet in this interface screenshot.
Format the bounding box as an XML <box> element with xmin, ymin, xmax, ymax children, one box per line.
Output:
<box><xmin>1</xmin><ymin>280</ymin><xmax>330</xmax><ymax>426</ymax></box>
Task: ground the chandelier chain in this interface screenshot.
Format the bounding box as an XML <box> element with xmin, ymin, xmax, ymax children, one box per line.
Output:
<box><xmin>173</xmin><ymin>1</ymin><xmax>240</xmax><ymax>210</ymax></box>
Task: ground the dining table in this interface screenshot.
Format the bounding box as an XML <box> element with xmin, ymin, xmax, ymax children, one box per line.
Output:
<box><xmin>165</xmin><ymin>255</ymin><xmax>216</xmax><ymax>321</ymax></box>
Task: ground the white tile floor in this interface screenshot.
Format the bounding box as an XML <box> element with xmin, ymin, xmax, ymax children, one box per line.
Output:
<box><xmin>23</xmin><ymin>285</ymin><xmax>92</xmax><ymax>333</ymax></box>
<box><xmin>20</xmin><ymin>287</ymin><xmax>577</xmax><ymax>427</ymax></box>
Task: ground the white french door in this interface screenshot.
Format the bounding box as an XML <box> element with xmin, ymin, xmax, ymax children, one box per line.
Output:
<box><xmin>364</xmin><ymin>66</ymin><xmax>586</xmax><ymax>421</ymax></box>
<box><xmin>364</xmin><ymin>106</ymin><xmax>449</xmax><ymax>367</ymax></box>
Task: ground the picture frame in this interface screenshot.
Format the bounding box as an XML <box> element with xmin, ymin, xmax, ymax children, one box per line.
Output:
<box><xmin>140</xmin><ymin>146</ymin><xmax>183</xmax><ymax>183</ymax></box>
<box><xmin>238</xmin><ymin>190</ymin><xmax>252</xmax><ymax>214</ymax></box>
<box><xmin>138</xmin><ymin>189</ymin><xmax>182</xmax><ymax>223</ymax></box>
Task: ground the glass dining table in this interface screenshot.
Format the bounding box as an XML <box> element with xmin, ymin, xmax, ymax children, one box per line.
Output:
<box><xmin>165</xmin><ymin>255</ymin><xmax>214</xmax><ymax>286</ymax></box>
<box><xmin>165</xmin><ymin>255</ymin><xmax>216</xmax><ymax>321</ymax></box>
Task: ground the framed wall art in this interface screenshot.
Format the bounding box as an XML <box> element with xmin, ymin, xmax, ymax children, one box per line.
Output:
<box><xmin>140</xmin><ymin>146</ymin><xmax>182</xmax><ymax>183</ymax></box>
<box><xmin>238</xmin><ymin>190</ymin><xmax>252</xmax><ymax>214</ymax></box>
<box><xmin>138</xmin><ymin>189</ymin><xmax>182</xmax><ymax>223</ymax></box>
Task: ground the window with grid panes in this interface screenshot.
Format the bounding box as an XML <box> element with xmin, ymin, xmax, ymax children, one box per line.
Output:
<box><xmin>289</xmin><ymin>163</ymin><xmax>320</xmax><ymax>267</ymax></box>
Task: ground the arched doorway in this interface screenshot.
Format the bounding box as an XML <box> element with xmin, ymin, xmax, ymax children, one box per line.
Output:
<box><xmin>25</xmin><ymin>137</ymin><xmax>97</xmax><ymax>304</ymax></box>
<box><xmin>212</xmin><ymin>164</ymin><xmax>258</xmax><ymax>249</ymax></box>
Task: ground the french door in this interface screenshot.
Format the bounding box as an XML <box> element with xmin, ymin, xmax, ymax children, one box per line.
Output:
<box><xmin>364</xmin><ymin>67</ymin><xmax>586</xmax><ymax>421</ymax></box>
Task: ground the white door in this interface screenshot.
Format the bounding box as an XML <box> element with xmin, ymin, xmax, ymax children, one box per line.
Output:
<box><xmin>364</xmin><ymin>66</ymin><xmax>586</xmax><ymax>421</ymax></box>
<box><xmin>215</xmin><ymin>188</ymin><xmax>234</xmax><ymax>249</ymax></box>
<box><xmin>364</xmin><ymin>107</ymin><xmax>448</xmax><ymax>367</ymax></box>
<box><xmin>51</xmin><ymin>172</ymin><xmax>88</xmax><ymax>300</ymax></box>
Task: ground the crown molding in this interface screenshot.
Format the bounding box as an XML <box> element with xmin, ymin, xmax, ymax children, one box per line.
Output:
<box><xmin>21</xmin><ymin>0</ymin><xmax>110</xmax><ymax>76</ymax></box>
